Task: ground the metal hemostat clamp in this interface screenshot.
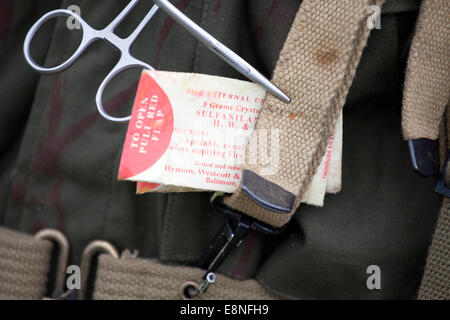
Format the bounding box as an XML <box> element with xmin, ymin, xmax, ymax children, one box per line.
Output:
<box><xmin>24</xmin><ymin>0</ymin><xmax>290</xmax><ymax>124</ymax></box>
<box><xmin>189</xmin><ymin>195</ymin><xmax>283</xmax><ymax>298</ymax></box>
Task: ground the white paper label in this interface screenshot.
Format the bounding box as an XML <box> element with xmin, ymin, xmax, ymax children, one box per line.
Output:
<box><xmin>118</xmin><ymin>70</ymin><xmax>343</xmax><ymax>207</ymax></box>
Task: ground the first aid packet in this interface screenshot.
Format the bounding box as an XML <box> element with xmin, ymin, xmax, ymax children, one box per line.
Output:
<box><xmin>118</xmin><ymin>70</ymin><xmax>342</xmax><ymax>206</ymax></box>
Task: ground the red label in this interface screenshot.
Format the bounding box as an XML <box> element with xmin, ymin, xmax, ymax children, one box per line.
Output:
<box><xmin>118</xmin><ymin>73</ymin><xmax>174</xmax><ymax>180</ymax></box>
<box><xmin>137</xmin><ymin>182</ymin><xmax>161</xmax><ymax>193</ymax></box>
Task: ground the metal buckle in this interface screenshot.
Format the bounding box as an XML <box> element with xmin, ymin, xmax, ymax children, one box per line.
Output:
<box><xmin>435</xmin><ymin>151</ymin><xmax>450</xmax><ymax>197</ymax></box>
<box><xmin>241</xmin><ymin>170</ymin><xmax>295</xmax><ymax>213</ymax></box>
<box><xmin>35</xmin><ymin>230</ymin><xmax>119</xmax><ymax>300</ymax></box>
<box><xmin>407</xmin><ymin>139</ymin><xmax>450</xmax><ymax>197</ymax></box>
<box><xmin>78</xmin><ymin>240</ymin><xmax>119</xmax><ymax>300</ymax></box>
<box><xmin>188</xmin><ymin>195</ymin><xmax>283</xmax><ymax>298</ymax></box>
<box><xmin>407</xmin><ymin>138</ymin><xmax>439</xmax><ymax>176</ymax></box>
<box><xmin>35</xmin><ymin>229</ymin><xmax>71</xmax><ymax>299</ymax></box>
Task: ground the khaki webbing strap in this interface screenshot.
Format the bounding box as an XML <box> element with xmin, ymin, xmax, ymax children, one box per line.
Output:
<box><xmin>417</xmin><ymin>105</ymin><xmax>450</xmax><ymax>300</ymax></box>
<box><xmin>402</xmin><ymin>0</ymin><xmax>450</xmax><ymax>140</ymax></box>
<box><xmin>398</xmin><ymin>0</ymin><xmax>450</xmax><ymax>300</ymax></box>
<box><xmin>225</xmin><ymin>0</ymin><xmax>383</xmax><ymax>227</ymax></box>
<box><xmin>0</xmin><ymin>227</ymin><xmax>52</xmax><ymax>299</ymax></box>
<box><xmin>93</xmin><ymin>255</ymin><xmax>279</xmax><ymax>300</ymax></box>
<box><xmin>418</xmin><ymin>188</ymin><xmax>450</xmax><ymax>299</ymax></box>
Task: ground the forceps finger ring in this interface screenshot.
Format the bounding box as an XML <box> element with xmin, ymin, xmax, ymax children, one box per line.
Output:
<box><xmin>23</xmin><ymin>9</ymin><xmax>97</xmax><ymax>74</ymax></box>
<box><xmin>23</xmin><ymin>1</ymin><xmax>159</xmax><ymax>122</ymax></box>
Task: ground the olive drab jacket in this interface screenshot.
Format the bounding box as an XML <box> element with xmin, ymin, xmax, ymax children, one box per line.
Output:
<box><xmin>0</xmin><ymin>0</ymin><xmax>442</xmax><ymax>299</ymax></box>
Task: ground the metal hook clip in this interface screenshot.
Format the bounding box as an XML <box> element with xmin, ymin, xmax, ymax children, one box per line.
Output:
<box><xmin>189</xmin><ymin>196</ymin><xmax>283</xmax><ymax>298</ymax></box>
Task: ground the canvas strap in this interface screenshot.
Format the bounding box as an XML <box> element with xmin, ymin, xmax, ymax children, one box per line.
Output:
<box><xmin>0</xmin><ymin>226</ymin><xmax>276</xmax><ymax>300</ymax></box>
<box><xmin>402</xmin><ymin>0</ymin><xmax>450</xmax><ymax>140</ymax></box>
<box><xmin>224</xmin><ymin>0</ymin><xmax>384</xmax><ymax>227</ymax></box>
<box><xmin>418</xmin><ymin>161</ymin><xmax>450</xmax><ymax>299</ymax></box>
<box><xmin>0</xmin><ymin>227</ymin><xmax>52</xmax><ymax>299</ymax></box>
<box><xmin>399</xmin><ymin>0</ymin><xmax>450</xmax><ymax>300</ymax></box>
<box><xmin>93</xmin><ymin>255</ymin><xmax>278</xmax><ymax>300</ymax></box>
<box><xmin>418</xmin><ymin>105</ymin><xmax>450</xmax><ymax>299</ymax></box>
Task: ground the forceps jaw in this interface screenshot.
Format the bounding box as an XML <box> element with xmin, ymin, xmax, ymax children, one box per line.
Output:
<box><xmin>23</xmin><ymin>9</ymin><xmax>99</xmax><ymax>74</ymax></box>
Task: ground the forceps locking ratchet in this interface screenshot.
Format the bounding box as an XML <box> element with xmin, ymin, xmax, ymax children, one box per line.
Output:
<box><xmin>24</xmin><ymin>0</ymin><xmax>158</xmax><ymax>122</ymax></box>
<box><xmin>24</xmin><ymin>0</ymin><xmax>291</xmax><ymax>123</ymax></box>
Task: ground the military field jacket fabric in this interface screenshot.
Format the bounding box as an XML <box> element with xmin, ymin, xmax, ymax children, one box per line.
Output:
<box><xmin>0</xmin><ymin>0</ymin><xmax>441</xmax><ymax>299</ymax></box>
